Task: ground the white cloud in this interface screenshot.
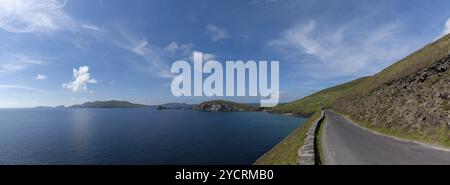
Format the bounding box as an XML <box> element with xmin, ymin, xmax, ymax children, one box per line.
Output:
<box><xmin>82</xmin><ymin>24</ymin><xmax>105</xmax><ymax>32</ymax></box>
<box><xmin>165</xmin><ymin>42</ymin><xmax>193</xmax><ymax>55</ymax></box>
<box><xmin>36</xmin><ymin>73</ymin><xmax>47</xmax><ymax>80</ymax></box>
<box><xmin>115</xmin><ymin>31</ymin><xmax>219</xmax><ymax>78</ymax></box>
<box><xmin>117</xmin><ymin>33</ymin><xmax>195</xmax><ymax>78</ymax></box>
<box><xmin>130</xmin><ymin>38</ymin><xmax>149</xmax><ymax>56</ymax></box>
<box><xmin>0</xmin><ymin>0</ymin><xmax>74</xmax><ymax>33</ymax></box>
<box><xmin>441</xmin><ymin>17</ymin><xmax>450</xmax><ymax>37</ymax></box>
<box><xmin>270</xmin><ymin>19</ymin><xmax>414</xmax><ymax>79</ymax></box>
<box><xmin>0</xmin><ymin>53</ymin><xmax>45</xmax><ymax>74</ymax></box>
<box><xmin>123</xmin><ymin>38</ymin><xmax>174</xmax><ymax>78</ymax></box>
<box><xmin>63</xmin><ymin>66</ymin><xmax>97</xmax><ymax>92</ymax></box>
<box><xmin>206</xmin><ymin>24</ymin><xmax>230</xmax><ymax>41</ymax></box>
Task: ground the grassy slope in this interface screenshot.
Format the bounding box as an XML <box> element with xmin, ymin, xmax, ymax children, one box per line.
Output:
<box><xmin>254</xmin><ymin>112</ymin><xmax>321</xmax><ymax>165</ymax></box>
<box><xmin>255</xmin><ymin>34</ymin><xmax>450</xmax><ymax>165</ymax></box>
<box><xmin>271</xmin><ymin>34</ymin><xmax>450</xmax><ymax>116</ymax></box>
<box><xmin>273</xmin><ymin>34</ymin><xmax>450</xmax><ymax>117</ymax></box>
<box><xmin>270</xmin><ymin>77</ymin><xmax>370</xmax><ymax>116</ymax></box>
<box><xmin>330</xmin><ymin>34</ymin><xmax>450</xmax><ymax>145</ymax></box>
<box><xmin>347</xmin><ymin>33</ymin><xmax>450</xmax><ymax>96</ymax></box>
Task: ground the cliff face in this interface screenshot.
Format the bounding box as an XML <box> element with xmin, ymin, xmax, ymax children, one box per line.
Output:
<box><xmin>334</xmin><ymin>56</ymin><xmax>450</xmax><ymax>140</ymax></box>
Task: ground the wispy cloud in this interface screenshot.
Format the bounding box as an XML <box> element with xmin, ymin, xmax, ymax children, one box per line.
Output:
<box><xmin>116</xmin><ymin>32</ymin><xmax>201</xmax><ymax>78</ymax></box>
<box><xmin>82</xmin><ymin>24</ymin><xmax>106</xmax><ymax>32</ymax></box>
<box><xmin>0</xmin><ymin>0</ymin><xmax>74</xmax><ymax>33</ymax></box>
<box><xmin>206</xmin><ymin>24</ymin><xmax>230</xmax><ymax>42</ymax></box>
<box><xmin>165</xmin><ymin>42</ymin><xmax>193</xmax><ymax>56</ymax></box>
<box><xmin>35</xmin><ymin>73</ymin><xmax>47</xmax><ymax>80</ymax></box>
<box><xmin>0</xmin><ymin>53</ymin><xmax>45</xmax><ymax>74</ymax></box>
<box><xmin>120</xmin><ymin>37</ymin><xmax>173</xmax><ymax>78</ymax></box>
<box><xmin>270</xmin><ymin>19</ymin><xmax>414</xmax><ymax>79</ymax></box>
<box><xmin>0</xmin><ymin>85</ymin><xmax>44</xmax><ymax>92</ymax></box>
<box><xmin>63</xmin><ymin>66</ymin><xmax>97</xmax><ymax>93</ymax></box>
<box><xmin>441</xmin><ymin>17</ymin><xmax>450</xmax><ymax>37</ymax></box>
<box><xmin>0</xmin><ymin>0</ymin><xmax>106</xmax><ymax>34</ymax></box>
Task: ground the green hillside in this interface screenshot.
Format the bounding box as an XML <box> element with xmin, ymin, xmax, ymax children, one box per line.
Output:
<box><xmin>270</xmin><ymin>77</ymin><xmax>370</xmax><ymax>116</ymax></box>
<box><xmin>333</xmin><ymin>33</ymin><xmax>450</xmax><ymax>145</ymax></box>
<box><xmin>256</xmin><ymin>32</ymin><xmax>450</xmax><ymax>165</ymax></box>
<box><xmin>347</xmin><ymin>33</ymin><xmax>450</xmax><ymax>96</ymax></box>
<box><xmin>271</xmin><ymin>34</ymin><xmax>450</xmax><ymax>117</ymax></box>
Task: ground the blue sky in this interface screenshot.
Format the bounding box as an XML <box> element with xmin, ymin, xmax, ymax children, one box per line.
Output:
<box><xmin>0</xmin><ymin>0</ymin><xmax>450</xmax><ymax>107</ymax></box>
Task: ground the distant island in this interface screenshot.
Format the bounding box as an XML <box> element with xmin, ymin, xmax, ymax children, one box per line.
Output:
<box><xmin>156</xmin><ymin>103</ymin><xmax>194</xmax><ymax>110</ymax></box>
<box><xmin>69</xmin><ymin>100</ymin><xmax>147</xmax><ymax>108</ymax></box>
<box><xmin>194</xmin><ymin>100</ymin><xmax>260</xmax><ymax>112</ymax></box>
<box><xmin>33</xmin><ymin>106</ymin><xmax>53</xmax><ymax>109</ymax></box>
<box><xmin>156</xmin><ymin>101</ymin><xmax>261</xmax><ymax>112</ymax></box>
<box><xmin>43</xmin><ymin>100</ymin><xmax>264</xmax><ymax>112</ymax></box>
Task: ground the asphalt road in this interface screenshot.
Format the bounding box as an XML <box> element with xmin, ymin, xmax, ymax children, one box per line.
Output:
<box><xmin>321</xmin><ymin>109</ymin><xmax>450</xmax><ymax>165</ymax></box>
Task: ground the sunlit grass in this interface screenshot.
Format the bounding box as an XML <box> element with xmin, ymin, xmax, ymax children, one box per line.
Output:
<box><xmin>254</xmin><ymin>112</ymin><xmax>321</xmax><ymax>165</ymax></box>
<box><xmin>270</xmin><ymin>77</ymin><xmax>370</xmax><ymax>116</ymax></box>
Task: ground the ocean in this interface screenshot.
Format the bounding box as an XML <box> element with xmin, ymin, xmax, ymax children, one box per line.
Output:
<box><xmin>0</xmin><ymin>108</ymin><xmax>305</xmax><ymax>164</ymax></box>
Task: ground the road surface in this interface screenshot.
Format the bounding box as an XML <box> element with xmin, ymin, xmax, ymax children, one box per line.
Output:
<box><xmin>321</xmin><ymin>109</ymin><xmax>450</xmax><ymax>165</ymax></box>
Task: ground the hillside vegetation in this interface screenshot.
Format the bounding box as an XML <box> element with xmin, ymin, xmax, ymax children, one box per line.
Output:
<box><xmin>256</xmin><ymin>33</ymin><xmax>450</xmax><ymax>165</ymax></box>
<box><xmin>333</xmin><ymin>34</ymin><xmax>450</xmax><ymax>146</ymax></box>
<box><xmin>271</xmin><ymin>34</ymin><xmax>450</xmax><ymax>118</ymax></box>
<box><xmin>334</xmin><ymin>55</ymin><xmax>450</xmax><ymax>146</ymax></box>
<box><xmin>346</xmin><ymin>33</ymin><xmax>450</xmax><ymax>96</ymax></box>
<box><xmin>270</xmin><ymin>77</ymin><xmax>370</xmax><ymax>116</ymax></box>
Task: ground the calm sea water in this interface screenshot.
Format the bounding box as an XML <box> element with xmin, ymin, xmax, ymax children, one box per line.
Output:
<box><xmin>0</xmin><ymin>108</ymin><xmax>305</xmax><ymax>165</ymax></box>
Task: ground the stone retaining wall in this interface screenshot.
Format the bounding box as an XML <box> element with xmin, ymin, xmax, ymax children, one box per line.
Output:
<box><xmin>298</xmin><ymin>111</ymin><xmax>325</xmax><ymax>165</ymax></box>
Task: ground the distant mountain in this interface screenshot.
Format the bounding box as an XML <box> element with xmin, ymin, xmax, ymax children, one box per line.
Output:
<box><xmin>33</xmin><ymin>106</ymin><xmax>53</xmax><ymax>109</ymax></box>
<box><xmin>70</xmin><ymin>100</ymin><xmax>147</xmax><ymax>108</ymax></box>
<box><xmin>156</xmin><ymin>103</ymin><xmax>193</xmax><ymax>110</ymax></box>
<box><xmin>194</xmin><ymin>100</ymin><xmax>260</xmax><ymax>112</ymax></box>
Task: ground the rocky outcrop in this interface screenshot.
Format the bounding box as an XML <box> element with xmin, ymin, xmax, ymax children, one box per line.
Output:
<box><xmin>194</xmin><ymin>100</ymin><xmax>259</xmax><ymax>112</ymax></box>
<box><xmin>156</xmin><ymin>103</ymin><xmax>193</xmax><ymax>110</ymax></box>
<box><xmin>334</xmin><ymin>56</ymin><xmax>450</xmax><ymax>140</ymax></box>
